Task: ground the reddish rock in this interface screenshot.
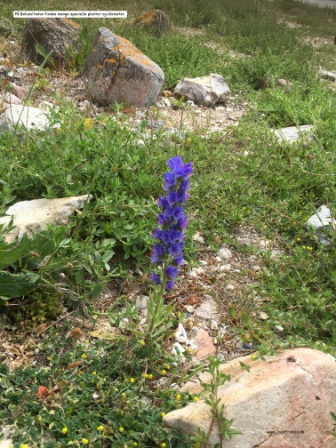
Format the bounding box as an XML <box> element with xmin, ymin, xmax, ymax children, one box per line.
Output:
<box><xmin>84</xmin><ymin>27</ymin><xmax>164</xmax><ymax>107</ymax></box>
<box><xmin>163</xmin><ymin>348</ymin><xmax>336</xmax><ymax>447</ymax></box>
<box><xmin>191</xmin><ymin>328</ymin><xmax>216</xmax><ymax>360</ymax></box>
<box><xmin>12</xmin><ymin>85</ymin><xmax>30</xmax><ymax>101</ymax></box>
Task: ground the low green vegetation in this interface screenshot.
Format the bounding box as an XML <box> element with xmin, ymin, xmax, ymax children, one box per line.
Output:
<box><xmin>0</xmin><ymin>0</ymin><xmax>336</xmax><ymax>446</ymax></box>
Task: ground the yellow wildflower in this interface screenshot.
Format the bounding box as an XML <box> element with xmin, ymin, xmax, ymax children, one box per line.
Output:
<box><xmin>97</xmin><ymin>425</ymin><xmax>104</xmax><ymax>431</ymax></box>
<box><xmin>119</xmin><ymin>427</ymin><xmax>124</xmax><ymax>432</ymax></box>
<box><xmin>130</xmin><ymin>378</ymin><xmax>135</xmax><ymax>383</ymax></box>
<box><xmin>82</xmin><ymin>438</ymin><xmax>89</xmax><ymax>445</ymax></box>
<box><xmin>193</xmin><ymin>396</ymin><xmax>199</xmax><ymax>402</ymax></box>
<box><xmin>161</xmin><ymin>369</ymin><xmax>167</xmax><ymax>376</ymax></box>
<box><xmin>81</xmin><ymin>354</ymin><xmax>87</xmax><ymax>359</ymax></box>
<box><xmin>161</xmin><ymin>412</ymin><xmax>166</xmax><ymax>417</ymax></box>
<box><xmin>84</xmin><ymin>118</ymin><xmax>93</xmax><ymax>129</ymax></box>
<box><xmin>176</xmin><ymin>394</ymin><xmax>181</xmax><ymax>401</ymax></box>
<box><xmin>62</xmin><ymin>427</ymin><xmax>68</xmax><ymax>434</ymax></box>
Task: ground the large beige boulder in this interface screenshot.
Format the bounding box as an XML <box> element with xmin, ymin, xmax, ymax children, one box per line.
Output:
<box><xmin>84</xmin><ymin>27</ymin><xmax>164</xmax><ymax>107</ymax></box>
<box><xmin>0</xmin><ymin>195</ymin><xmax>92</xmax><ymax>243</ymax></box>
<box><xmin>23</xmin><ymin>18</ymin><xmax>81</xmax><ymax>66</ymax></box>
<box><xmin>163</xmin><ymin>348</ymin><xmax>336</xmax><ymax>447</ymax></box>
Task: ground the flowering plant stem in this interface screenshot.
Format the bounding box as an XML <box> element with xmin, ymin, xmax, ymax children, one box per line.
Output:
<box><xmin>146</xmin><ymin>156</ymin><xmax>192</xmax><ymax>340</ymax></box>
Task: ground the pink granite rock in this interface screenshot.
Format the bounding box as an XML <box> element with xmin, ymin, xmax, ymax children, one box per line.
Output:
<box><xmin>163</xmin><ymin>348</ymin><xmax>336</xmax><ymax>447</ymax></box>
<box><xmin>12</xmin><ymin>85</ymin><xmax>30</xmax><ymax>101</ymax></box>
<box><xmin>84</xmin><ymin>27</ymin><xmax>164</xmax><ymax>107</ymax></box>
<box><xmin>191</xmin><ymin>328</ymin><xmax>216</xmax><ymax>360</ymax></box>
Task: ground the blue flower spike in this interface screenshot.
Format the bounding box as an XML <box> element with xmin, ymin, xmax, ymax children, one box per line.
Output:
<box><xmin>151</xmin><ymin>156</ymin><xmax>193</xmax><ymax>291</ymax></box>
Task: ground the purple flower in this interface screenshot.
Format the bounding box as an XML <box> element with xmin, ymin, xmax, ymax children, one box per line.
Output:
<box><xmin>166</xmin><ymin>265</ymin><xmax>178</xmax><ymax>279</ymax></box>
<box><xmin>163</xmin><ymin>172</ymin><xmax>176</xmax><ymax>189</ymax></box>
<box><xmin>166</xmin><ymin>280</ymin><xmax>175</xmax><ymax>291</ymax></box>
<box><xmin>151</xmin><ymin>244</ymin><xmax>165</xmax><ymax>263</ymax></box>
<box><xmin>151</xmin><ymin>156</ymin><xmax>193</xmax><ymax>291</ymax></box>
<box><xmin>151</xmin><ymin>272</ymin><xmax>161</xmax><ymax>284</ymax></box>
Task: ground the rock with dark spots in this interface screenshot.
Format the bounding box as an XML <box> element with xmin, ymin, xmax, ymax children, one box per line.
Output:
<box><xmin>320</xmin><ymin>69</ymin><xmax>336</xmax><ymax>82</ymax></box>
<box><xmin>174</xmin><ymin>73</ymin><xmax>230</xmax><ymax>107</ymax></box>
<box><xmin>23</xmin><ymin>18</ymin><xmax>81</xmax><ymax>66</ymax></box>
<box><xmin>84</xmin><ymin>27</ymin><xmax>164</xmax><ymax>107</ymax></box>
<box><xmin>163</xmin><ymin>348</ymin><xmax>336</xmax><ymax>448</ymax></box>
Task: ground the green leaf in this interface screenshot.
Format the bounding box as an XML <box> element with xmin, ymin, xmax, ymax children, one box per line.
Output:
<box><xmin>91</xmin><ymin>283</ymin><xmax>102</xmax><ymax>299</ymax></box>
<box><xmin>0</xmin><ymin>271</ymin><xmax>41</xmax><ymax>298</ymax></box>
<box><xmin>228</xmin><ymin>307</ymin><xmax>236</xmax><ymax>319</ymax></box>
<box><xmin>0</xmin><ymin>235</ymin><xmax>31</xmax><ymax>269</ymax></box>
<box><xmin>241</xmin><ymin>312</ymin><xmax>250</xmax><ymax>326</ymax></box>
<box><xmin>239</xmin><ymin>361</ymin><xmax>251</xmax><ymax>372</ymax></box>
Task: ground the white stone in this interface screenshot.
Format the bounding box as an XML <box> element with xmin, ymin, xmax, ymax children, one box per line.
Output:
<box><xmin>171</xmin><ymin>342</ymin><xmax>186</xmax><ymax>364</ymax></box>
<box><xmin>135</xmin><ymin>295</ymin><xmax>149</xmax><ymax>310</ymax></box>
<box><xmin>175</xmin><ymin>324</ymin><xmax>188</xmax><ymax>343</ymax></box>
<box><xmin>0</xmin><ymin>427</ymin><xmax>12</xmax><ymax>448</ymax></box>
<box><xmin>184</xmin><ymin>305</ymin><xmax>195</xmax><ymax>314</ymax></box>
<box><xmin>174</xmin><ymin>73</ymin><xmax>231</xmax><ymax>107</ymax></box>
<box><xmin>210</xmin><ymin>320</ymin><xmax>218</xmax><ymax>331</ymax></box>
<box><xmin>219</xmin><ymin>264</ymin><xmax>231</xmax><ymax>271</ymax></box>
<box><xmin>258</xmin><ymin>311</ymin><xmax>269</xmax><ymax>320</ymax></box>
<box><xmin>306</xmin><ymin>205</ymin><xmax>335</xmax><ymax>246</ymax></box>
<box><xmin>193</xmin><ymin>231</ymin><xmax>205</xmax><ymax>243</ymax></box>
<box><xmin>0</xmin><ymin>195</ymin><xmax>93</xmax><ymax>243</ymax></box>
<box><xmin>0</xmin><ymin>92</ymin><xmax>22</xmax><ymax>105</ymax></box>
<box><xmin>274</xmin><ymin>125</ymin><xmax>315</xmax><ymax>144</ymax></box>
<box><xmin>194</xmin><ymin>296</ymin><xmax>220</xmax><ymax>322</ymax></box>
<box><xmin>217</xmin><ymin>247</ymin><xmax>232</xmax><ymax>260</ymax></box>
<box><xmin>39</xmin><ymin>100</ymin><xmax>57</xmax><ymax>111</ymax></box>
<box><xmin>0</xmin><ymin>104</ymin><xmax>53</xmax><ymax>132</ymax></box>
<box><xmin>225</xmin><ymin>284</ymin><xmax>235</xmax><ymax>291</ymax></box>
<box><xmin>188</xmin><ymin>267</ymin><xmax>204</xmax><ymax>278</ymax></box>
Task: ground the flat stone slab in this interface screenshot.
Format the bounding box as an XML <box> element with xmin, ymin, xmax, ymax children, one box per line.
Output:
<box><xmin>0</xmin><ymin>104</ymin><xmax>52</xmax><ymax>132</ymax></box>
<box><xmin>274</xmin><ymin>125</ymin><xmax>314</xmax><ymax>144</ymax></box>
<box><xmin>163</xmin><ymin>348</ymin><xmax>336</xmax><ymax>447</ymax></box>
<box><xmin>84</xmin><ymin>27</ymin><xmax>164</xmax><ymax>107</ymax></box>
<box><xmin>0</xmin><ymin>195</ymin><xmax>92</xmax><ymax>243</ymax></box>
